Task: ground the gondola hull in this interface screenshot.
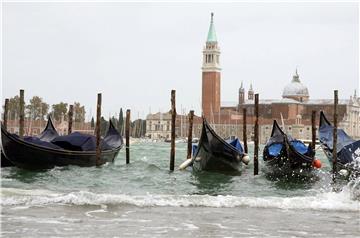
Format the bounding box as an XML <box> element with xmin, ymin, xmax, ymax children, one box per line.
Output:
<box><xmin>263</xmin><ymin>149</ymin><xmax>314</xmax><ymax>178</ymax></box>
<box><xmin>1</xmin><ymin>126</ymin><xmax>121</xmax><ymax>170</ymax></box>
<box><xmin>1</xmin><ymin>150</ymin><xmax>14</xmax><ymax>167</ymax></box>
<box><xmin>192</xmin><ymin>119</ymin><xmax>244</xmax><ymax>172</ymax></box>
<box><xmin>192</xmin><ymin>142</ymin><xmax>241</xmax><ymax>172</ymax></box>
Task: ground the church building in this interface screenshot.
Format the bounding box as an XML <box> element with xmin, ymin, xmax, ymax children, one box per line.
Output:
<box><xmin>199</xmin><ymin>13</ymin><xmax>360</xmax><ymax>142</ymax></box>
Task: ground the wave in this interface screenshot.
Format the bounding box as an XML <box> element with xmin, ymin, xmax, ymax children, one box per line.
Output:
<box><xmin>1</xmin><ymin>187</ymin><xmax>358</xmax><ymax>212</ymax></box>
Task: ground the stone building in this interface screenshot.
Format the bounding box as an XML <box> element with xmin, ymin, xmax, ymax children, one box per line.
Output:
<box><xmin>145</xmin><ymin>112</ymin><xmax>172</xmax><ymax>139</ymax></box>
<box><xmin>233</xmin><ymin>72</ymin><xmax>360</xmax><ymax>142</ymax></box>
<box><xmin>145</xmin><ymin>112</ymin><xmax>202</xmax><ymax>140</ymax></box>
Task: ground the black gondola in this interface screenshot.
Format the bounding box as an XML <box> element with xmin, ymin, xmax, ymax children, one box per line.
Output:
<box><xmin>263</xmin><ymin>120</ymin><xmax>319</xmax><ymax>177</ymax></box>
<box><xmin>189</xmin><ymin>118</ymin><xmax>248</xmax><ymax>172</ymax></box>
<box><xmin>319</xmin><ymin>111</ymin><xmax>360</xmax><ymax>177</ymax></box>
<box><xmin>1</xmin><ymin>117</ymin><xmax>123</xmax><ymax>170</ymax></box>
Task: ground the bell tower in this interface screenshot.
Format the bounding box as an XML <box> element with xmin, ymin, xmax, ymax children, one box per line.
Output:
<box><xmin>248</xmin><ymin>83</ymin><xmax>254</xmax><ymax>100</ymax></box>
<box><xmin>202</xmin><ymin>13</ymin><xmax>221</xmax><ymax>119</ymax></box>
<box><xmin>238</xmin><ymin>81</ymin><xmax>245</xmax><ymax>105</ymax></box>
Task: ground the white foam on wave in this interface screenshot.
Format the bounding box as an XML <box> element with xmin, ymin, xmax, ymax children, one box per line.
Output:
<box><xmin>1</xmin><ymin>187</ymin><xmax>359</xmax><ymax>212</ymax></box>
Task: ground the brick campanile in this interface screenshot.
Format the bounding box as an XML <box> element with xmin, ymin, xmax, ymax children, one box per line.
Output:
<box><xmin>202</xmin><ymin>13</ymin><xmax>221</xmax><ymax>120</ymax></box>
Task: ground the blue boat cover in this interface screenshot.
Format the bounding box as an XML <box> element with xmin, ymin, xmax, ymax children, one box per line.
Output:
<box><xmin>192</xmin><ymin>144</ymin><xmax>198</xmax><ymax>157</ymax></box>
<box><xmin>51</xmin><ymin>120</ymin><xmax>122</xmax><ymax>151</ymax></box>
<box><xmin>23</xmin><ymin>136</ymin><xmax>63</xmax><ymax>150</ymax></box>
<box><xmin>290</xmin><ymin>140</ymin><xmax>308</xmax><ymax>155</ymax></box>
<box><xmin>264</xmin><ymin>120</ymin><xmax>313</xmax><ymax>163</ymax></box>
<box><xmin>268</xmin><ymin>143</ymin><xmax>283</xmax><ymax>157</ymax></box>
<box><xmin>319</xmin><ymin>111</ymin><xmax>359</xmax><ymax>165</ymax></box>
<box><xmin>226</xmin><ymin>138</ymin><xmax>244</xmax><ymax>153</ymax></box>
<box><xmin>192</xmin><ymin>137</ymin><xmax>243</xmax><ymax>157</ymax></box>
<box><xmin>14</xmin><ymin>119</ymin><xmax>122</xmax><ymax>152</ymax></box>
<box><xmin>102</xmin><ymin>120</ymin><xmax>123</xmax><ymax>149</ymax></box>
<box><xmin>319</xmin><ymin>125</ymin><xmax>355</xmax><ymax>153</ymax></box>
<box><xmin>51</xmin><ymin>132</ymin><xmax>98</xmax><ymax>151</ymax></box>
<box><xmin>338</xmin><ymin>140</ymin><xmax>360</xmax><ymax>164</ymax></box>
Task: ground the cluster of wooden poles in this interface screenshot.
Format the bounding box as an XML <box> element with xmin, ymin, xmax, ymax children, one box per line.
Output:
<box><xmin>3</xmin><ymin>89</ymin><xmax>340</xmax><ymax>179</ymax></box>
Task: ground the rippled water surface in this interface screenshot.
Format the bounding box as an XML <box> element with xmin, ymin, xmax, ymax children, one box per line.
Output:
<box><xmin>1</xmin><ymin>142</ymin><xmax>359</xmax><ymax>237</ymax></box>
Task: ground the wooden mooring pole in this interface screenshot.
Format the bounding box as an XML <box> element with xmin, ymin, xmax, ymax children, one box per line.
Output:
<box><xmin>311</xmin><ymin>110</ymin><xmax>316</xmax><ymax>155</ymax></box>
<box><xmin>3</xmin><ymin>99</ymin><xmax>9</xmax><ymax>130</ymax></box>
<box><xmin>68</xmin><ymin>105</ymin><xmax>73</xmax><ymax>134</ymax></box>
<box><xmin>19</xmin><ymin>89</ymin><xmax>25</xmax><ymax>138</ymax></box>
<box><xmin>170</xmin><ymin>90</ymin><xmax>176</xmax><ymax>171</ymax></box>
<box><xmin>187</xmin><ymin>110</ymin><xmax>194</xmax><ymax>159</ymax></box>
<box><xmin>125</xmin><ymin>109</ymin><xmax>130</xmax><ymax>164</ymax></box>
<box><xmin>95</xmin><ymin>93</ymin><xmax>102</xmax><ymax>166</ymax></box>
<box><xmin>243</xmin><ymin>107</ymin><xmax>248</xmax><ymax>153</ymax></box>
<box><xmin>332</xmin><ymin>90</ymin><xmax>338</xmax><ymax>180</ymax></box>
<box><xmin>254</xmin><ymin>94</ymin><xmax>259</xmax><ymax>175</ymax></box>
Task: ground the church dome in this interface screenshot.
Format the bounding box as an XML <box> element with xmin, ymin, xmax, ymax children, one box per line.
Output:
<box><xmin>282</xmin><ymin>70</ymin><xmax>309</xmax><ymax>102</ymax></box>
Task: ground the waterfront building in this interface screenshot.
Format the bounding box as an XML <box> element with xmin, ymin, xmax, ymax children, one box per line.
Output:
<box><xmin>145</xmin><ymin>112</ymin><xmax>202</xmax><ymax>140</ymax></box>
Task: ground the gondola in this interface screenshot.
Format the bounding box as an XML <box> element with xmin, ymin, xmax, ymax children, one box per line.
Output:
<box><xmin>319</xmin><ymin>111</ymin><xmax>360</xmax><ymax>178</ymax></box>
<box><xmin>183</xmin><ymin>118</ymin><xmax>249</xmax><ymax>172</ymax></box>
<box><xmin>263</xmin><ymin>120</ymin><xmax>320</xmax><ymax>177</ymax></box>
<box><xmin>1</xmin><ymin>117</ymin><xmax>123</xmax><ymax>170</ymax></box>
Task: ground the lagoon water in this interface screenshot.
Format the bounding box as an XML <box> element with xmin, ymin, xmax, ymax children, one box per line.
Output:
<box><xmin>1</xmin><ymin>142</ymin><xmax>359</xmax><ymax>237</ymax></box>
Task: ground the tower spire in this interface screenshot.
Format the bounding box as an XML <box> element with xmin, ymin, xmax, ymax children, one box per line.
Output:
<box><xmin>207</xmin><ymin>12</ymin><xmax>217</xmax><ymax>42</ymax></box>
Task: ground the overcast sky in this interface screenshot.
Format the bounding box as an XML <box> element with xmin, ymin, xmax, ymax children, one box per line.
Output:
<box><xmin>2</xmin><ymin>2</ymin><xmax>359</xmax><ymax>120</ymax></box>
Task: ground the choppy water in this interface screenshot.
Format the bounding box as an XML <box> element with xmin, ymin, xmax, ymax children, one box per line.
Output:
<box><xmin>1</xmin><ymin>142</ymin><xmax>359</xmax><ymax>237</ymax></box>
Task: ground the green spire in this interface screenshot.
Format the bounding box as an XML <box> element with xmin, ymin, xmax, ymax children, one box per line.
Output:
<box><xmin>207</xmin><ymin>12</ymin><xmax>217</xmax><ymax>43</ymax></box>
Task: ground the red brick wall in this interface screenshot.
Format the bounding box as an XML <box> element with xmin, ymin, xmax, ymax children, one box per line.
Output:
<box><xmin>202</xmin><ymin>71</ymin><xmax>221</xmax><ymax>119</ymax></box>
